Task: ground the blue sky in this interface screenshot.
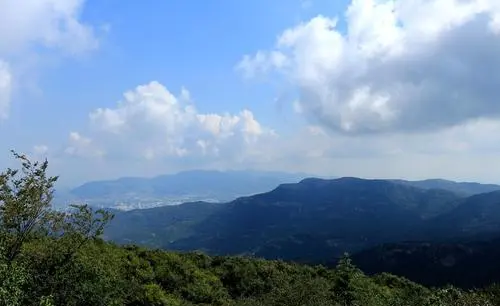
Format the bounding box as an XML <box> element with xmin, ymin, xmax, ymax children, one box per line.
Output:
<box><xmin>2</xmin><ymin>0</ymin><xmax>500</xmax><ymax>186</ymax></box>
<box><xmin>10</xmin><ymin>0</ymin><xmax>345</xmax><ymax>127</ymax></box>
<box><xmin>1</xmin><ymin>0</ymin><xmax>342</xmax><ymax>151</ymax></box>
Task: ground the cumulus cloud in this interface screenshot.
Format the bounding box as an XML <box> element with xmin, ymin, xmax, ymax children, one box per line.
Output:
<box><xmin>0</xmin><ymin>0</ymin><xmax>97</xmax><ymax>119</ymax></box>
<box><xmin>54</xmin><ymin>81</ymin><xmax>500</xmax><ymax>183</ymax></box>
<box><xmin>238</xmin><ymin>0</ymin><xmax>500</xmax><ymax>134</ymax></box>
<box><xmin>67</xmin><ymin>81</ymin><xmax>275</xmax><ymax>166</ymax></box>
<box><xmin>0</xmin><ymin>0</ymin><xmax>97</xmax><ymax>55</ymax></box>
<box><xmin>237</xmin><ymin>51</ymin><xmax>289</xmax><ymax>79</ymax></box>
<box><xmin>257</xmin><ymin>117</ymin><xmax>500</xmax><ymax>183</ymax></box>
<box><xmin>24</xmin><ymin>0</ymin><xmax>500</xmax><ymax>184</ymax></box>
<box><xmin>64</xmin><ymin>132</ymin><xmax>104</xmax><ymax>158</ymax></box>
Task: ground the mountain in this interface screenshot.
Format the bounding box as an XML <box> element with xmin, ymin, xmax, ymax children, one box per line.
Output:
<box><xmin>347</xmin><ymin>189</ymin><xmax>500</xmax><ymax>288</ymax></box>
<box><xmin>352</xmin><ymin>237</ymin><xmax>500</xmax><ymax>288</ymax></box>
<box><xmin>422</xmin><ymin>190</ymin><xmax>500</xmax><ymax>239</ymax></box>
<box><xmin>69</xmin><ymin>173</ymin><xmax>500</xmax><ymax>211</ymax></box>
<box><xmin>103</xmin><ymin>201</ymin><xmax>222</xmax><ymax>248</ymax></box>
<box><xmin>391</xmin><ymin>179</ymin><xmax>500</xmax><ymax>196</ymax></box>
<box><xmin>70</xmin><ymin>170</ymin><xmax>310</xmax><ymax>210</ymax></box>
<box><xmin>104</xmin><ymin>177</ymin><xmax>464</xmax><ymax>263</ymax></box>
<box><xmin>102</xmin><ymin>176</ymin><xmax>500</xmax><ymax>287</ymax></box>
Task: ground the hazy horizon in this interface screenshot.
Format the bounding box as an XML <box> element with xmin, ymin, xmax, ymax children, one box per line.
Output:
<box><xmin>57</xmin><ymin>170</ymin><xmax>500</xmax><ymax>190</ymax></box>
<box><xmin>2</xmin><ymin>0</ymin><xmax>500</xmax><ymax>186</ymax></box>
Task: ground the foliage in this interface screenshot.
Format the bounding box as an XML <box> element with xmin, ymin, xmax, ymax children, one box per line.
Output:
<box><xmin>0</xmin><ymin>254</ymin><xmax>27</xmax><ymax>306</ymax></box>
<box><xmin>0</xmin><ymin>151</ymin><xmax>59</xmax><ymax>262</ymax></box>
<box><xmin>0</xmin><ymin>151</ymin><xmax>499</xmax><ymax>305</ymax></box>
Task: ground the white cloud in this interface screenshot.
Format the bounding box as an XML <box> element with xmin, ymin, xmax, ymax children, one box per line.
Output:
<box><xmin>238</xmin><ymin>0</ymin><xmax>500</xmax><ymax>134</ymax></box>
<box><xmin>0</xmin><ymin>0</ymin><xmax>97</xmax><ymax>55</ymax></box>
<box><xmin>33</xmin><ymin>144</ymin><xmax>49</xmax><ymax>155</ymax></box>
<box><xmin>0</xmin><ymin>0</ymin><xmax>98</xmax><ymax>119</ymax></box>
<box><xmin>0</xmin><ymin>61</ymin><xmax>12</xmax><ymax>119</ymax></box>
<box><xmin>67</xmin><ymin>81</ymin><xmax>275</xmax><ymax>168</ymax></box>
<box><xmin>52</xmin><ymin>87</ymin><xmax>500</xmax><ymax>184</ymax></box>
<box><xmin>254</xmin><ymin>117</ymin><xmax>500</xmax><ymax>183</ymax></box>
<box><xmin>20</xmin><ymin>0</ymin><xmax>500</xmax><ymax>185</ymax></box>
<box><xmin>234</xmin><ymin>0</ymin><xmax>500</xmax><ymax>183</ymax></box>
<box><xmin>236</xmin><ymin>51</ymin><xmax>289</xmax><ymax>79</ymax></box>
<box><xmin>64</xmin><ymin>132</ymin><xmax>103</xmax><ymax>158</ymax></box>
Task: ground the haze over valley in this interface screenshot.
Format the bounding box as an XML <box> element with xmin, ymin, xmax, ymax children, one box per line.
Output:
<box><xmin>53</xmin><ymin>170</ymin><xmax>311</xmax><ymax>210</ymax></box>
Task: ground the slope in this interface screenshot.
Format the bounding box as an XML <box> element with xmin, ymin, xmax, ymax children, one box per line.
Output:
<box><xmin>103</xmin><ymin>201</ymin><xmax>222</xmax><ymax>248</ymax></box>
<box><xmin>164</xmin><ymin>177</ymin><xmax>462</xmax><ymax>262</ymax></box>
<box><xmin>351</xmin><ymin>237</ymin><xmax>500</xmax><ymax>288</ymax></box>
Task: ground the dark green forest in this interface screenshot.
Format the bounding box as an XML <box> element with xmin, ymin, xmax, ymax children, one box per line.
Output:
<box><xmin>2</xmin><ymin>151</ymin><xmax>500</xmax><ymax>306</ymax></box>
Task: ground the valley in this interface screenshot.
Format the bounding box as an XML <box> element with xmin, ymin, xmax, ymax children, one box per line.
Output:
<box><xmin>60</xmin><ymin>170</ymin><xmax>309</xmax><ymax>210</ymax></box>
<box><xmin>102</xmin><ymin>175</ymin><xmax>500</xmax><ymax>288</ymax></box>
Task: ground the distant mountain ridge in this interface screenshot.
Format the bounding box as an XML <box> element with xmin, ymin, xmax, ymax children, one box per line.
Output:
<box><xmin>166</xmin><ymin>177</ymin><xmax>466</xmax><ymax>260</ymax></box>
<box><xmin>424</xmin><ymin>190</ymin><xmax>500</xmax><ymax>238</ymax></box>
<box><xmin>390</xmin><ymin>178</ymin><xmax>500</xmax><ymax>196</ymax></box>
<box><xmin>69</xmin><ymin>170</ymin><xmax>313</xmax><ymax>210</ymax></box>
<box><xmin>102</xmin><ymin>176</ymin><xmax>500</xmax><ymax>287</ymax></box>
<box><xmin>105</xmin><ymin>176</ymin><xmax>500</xmax><ymax>261</ymax></box>
<box><xmin>69</xmin><ymin>171</ymin><xmax>500</xmax><ymax>211</ymax></box>
<box><xmin>72</xmin><ymin>170</ymin><xmax>310</xmax><ymax>199</ymax></box>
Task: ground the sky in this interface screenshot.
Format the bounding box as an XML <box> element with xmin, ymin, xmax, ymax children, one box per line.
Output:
<box><xmin>2</xmin><ymin>0</ymin><xmax>500</xmax><ymax>187</ymax></box>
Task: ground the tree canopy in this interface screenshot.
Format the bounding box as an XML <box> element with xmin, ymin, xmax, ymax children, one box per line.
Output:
<box><xmin>0</xmin><ymin>151</ymin><xmax>498</xmax><ymax>306</ymax></box>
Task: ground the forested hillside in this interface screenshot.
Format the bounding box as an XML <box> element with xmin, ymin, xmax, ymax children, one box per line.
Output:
<box><xmin>104</xmin><ymin>175</ymin><xmax>500</xmax><ymax>290</ymax></box>
<box><xmin>106</xmin><ymin>176</ymin><xmax>499</xmax><ymax>264</ymax></box>
<box><xmin>352</xmin><ymin>238</ymin><xmax>500</xmax><ymax>289</ymax></box>
<box><xmin>2</xmin><ymin>151</ymin><xmax>500</xmax><ymax>305</ymax></box>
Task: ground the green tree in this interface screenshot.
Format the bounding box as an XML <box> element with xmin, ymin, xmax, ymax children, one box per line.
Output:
<box><xmin>0</xmin><ymin>151</ymin><xmax>114</xmax><ymax>305</ymax></box>
<box><xmin>0</xmin><ymin>251</ymin><xmax>27</xmax><ymax>306</ymax></box>
<box><xmin>0</xmin><ymin>151</ymin><xmax>59</xmax><ymax>262</ymax></box>
<box><xmin>0</xmin><ymin>150</ymin><xmax>113</xmax><ymax>262</ymax></box>
<box><xmin>333</xmin><ymin>253</ymin><xmax>359</xmax><ymax>306</ymax></box>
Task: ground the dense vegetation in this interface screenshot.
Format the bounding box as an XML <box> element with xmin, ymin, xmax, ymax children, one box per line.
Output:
<box><xmin>8</xmin><ymin>239</ymin><xmax>500</xmax><ymax>306</ymax></box>
<box><xmin>106</xmin><ymin>176</ymin><xmax>500</xmax><ymax>276</ymax></box>
<box><xmin>2</xmin><ymin>151</ymin><xmax>500</xmax><ymax>305</ymax></box>
<box><xmin>352</xmin><ymin>238</ymin><xmax>500</xmax><ymax>289</ymax></box>
<box><xmin>105</xmin><ymin>202</ymin><xmax>222</xmax><ymax>248</ymax></box>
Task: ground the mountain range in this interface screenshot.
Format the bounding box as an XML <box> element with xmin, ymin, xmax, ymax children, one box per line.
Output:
<box><xmin>64</xmin><ymin>170</ymin><xmax>500</xmax><ymax>211</ymax></box>
<box><xmin>390</xmin><ymin>178</ymin><xmax>500</xmax><ymax>196</ymax></box>
<box><xmin>352</xmin><ymin>237</ymin><xmax>500</xmax><ymax>289</ymax></box>
<box><xmin>59</xmin><ymin>170</ymin><xmax>311</xmax><ymax>210</ymax></box>
<box><xmin>104</xmin><ymin>176</ymin><xmax>500</xmax><ymax>288</ymax></box>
